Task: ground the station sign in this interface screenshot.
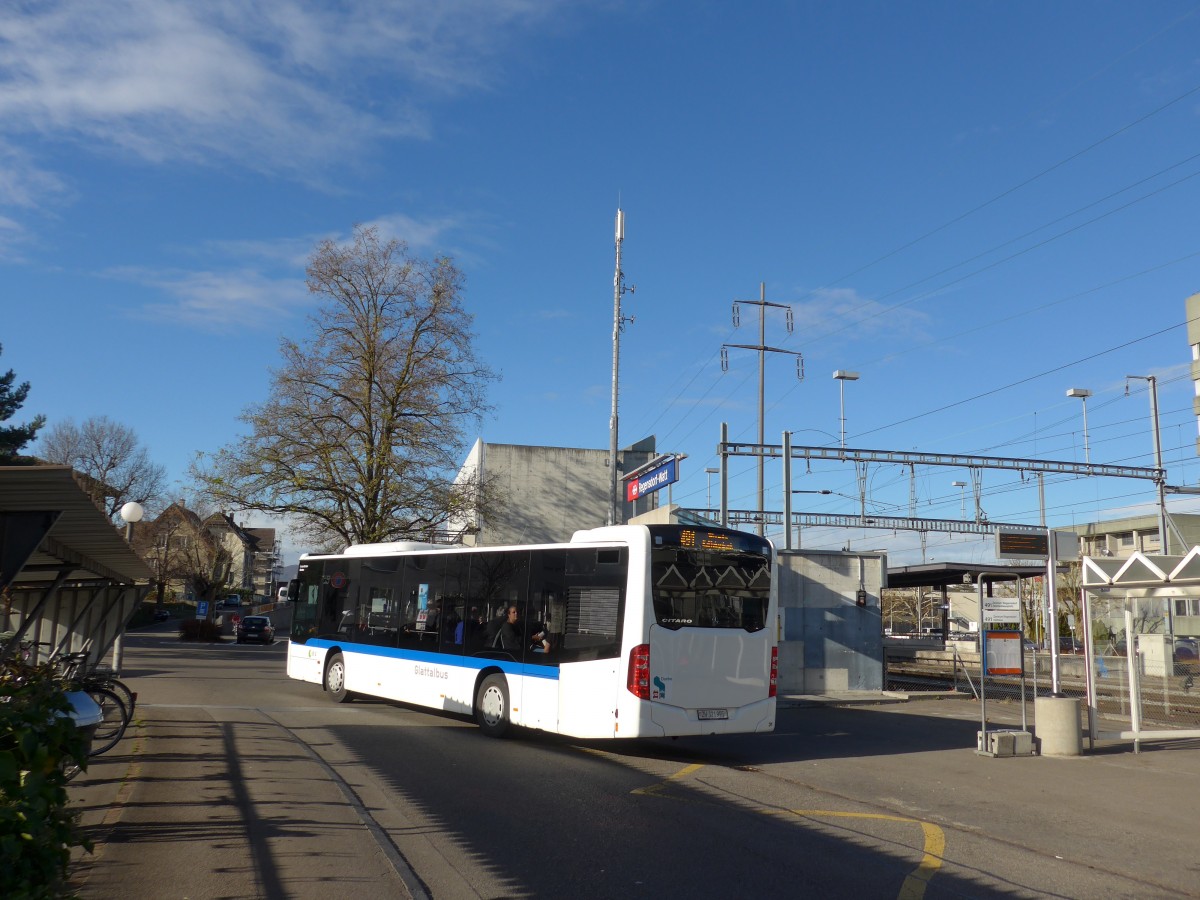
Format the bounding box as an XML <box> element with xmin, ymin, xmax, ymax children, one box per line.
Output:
<box><xmin>626</xmin><ymin>457</ymin><xmax>678</xmax><ymax>501</ymax></box>
<box><xmin>981</xmin><ymin>595</ymin><xmax>1021</xmax><ymax>623</ymax></box>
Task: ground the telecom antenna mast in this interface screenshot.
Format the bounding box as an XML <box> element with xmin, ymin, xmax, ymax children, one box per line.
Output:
<box><xmin>608</xmin><ymin>208</ymin><xmax>635</xmax><ymax>526</ymax></box>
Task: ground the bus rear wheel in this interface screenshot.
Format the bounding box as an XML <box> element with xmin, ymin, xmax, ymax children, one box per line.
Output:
<box><xmin>325</xmin><ymin>652</ymin><xmax>351</xmax><ymax>703</ymax></box>
<box><xmin>475</xmin><ymin>674</ymin><xmax>510</xmax><ymax>737</ymax></box>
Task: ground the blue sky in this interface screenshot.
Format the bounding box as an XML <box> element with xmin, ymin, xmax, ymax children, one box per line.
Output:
<box><xmin>4</xmin><ymin>1</ymin><xmax>1200</xmax><ymax>566</ymax></box>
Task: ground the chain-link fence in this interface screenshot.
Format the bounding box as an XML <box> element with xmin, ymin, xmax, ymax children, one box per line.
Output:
<box><xmin>884</xmin><ymin>593</ymin><xmax>1200</xmax><ymax>749</ymax></box>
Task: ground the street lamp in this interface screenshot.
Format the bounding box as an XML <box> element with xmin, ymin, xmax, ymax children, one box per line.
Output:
<box><xmin>1066</xmin><ymin>388</ymin><xmax>1093</xmax><ymax>464</ymax></box>
<box><xmin>114</xmin><ymin>501</ymin><xmax>144</xmax><ymax>672</ymax></box>
<box><xmin>705</xmin><ymin>467</ymin><xmax>719</xmax><ymax>508</ymax></box>
<box><xmin>833</xmin><ymin>370</ymin><xmax>860</xmax><ymax>450</ymax></box>
<box><xmin>120</xmin><ymin>501</ymin><xmax>144</xmax><ymax>542</ymax></box>
<box><xmin>951</xmin><ymin>481</ymin><xmax>967</xmax><ymax>518</ymax></box>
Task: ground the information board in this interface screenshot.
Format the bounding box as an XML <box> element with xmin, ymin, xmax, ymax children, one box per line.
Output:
<box><xmin>984</xmin><ymin>631</ymin><xmax>1023</xmax><ymax>675</ymax></box>
<box><xmin>994</xmin><ymin>527</ymin><xmax>1049</xmax><ymax>560</ymax></box>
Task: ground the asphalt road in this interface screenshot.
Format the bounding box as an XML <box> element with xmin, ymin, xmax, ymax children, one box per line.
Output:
<box><xmin>67</xmin><ymin>626</ymin><xmax>1200</xmax><ymax>899</ymax></box>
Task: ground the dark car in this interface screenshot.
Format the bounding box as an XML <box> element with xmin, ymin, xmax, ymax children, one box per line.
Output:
<box><xmin>1059</xmin><ymin>635</ymin><xmax>1084</xmax><ymax>654</ymax></box>
<box><xmin>1175</xmin><ymin>637</ymin><xmax>1199</xmax><ymax>684</ymax></box>
<box><xmin>236</xmin><ymin>615</ymin><xmax>275</xmax><ymax>645</ymax></box>
<box><xmin>153</xmin><ymin>608</ymin><xmax>170</xmax><ymax>622</ymax></box>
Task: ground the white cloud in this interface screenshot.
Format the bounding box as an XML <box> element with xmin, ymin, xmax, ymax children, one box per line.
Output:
<box><xmin>792</xmin><ymin>287</ymin><xmax>931</xmax><ymax>343</ymax></box>
<box><xmin>110</xmin><ymin>265</ymin><xmax>309</xmax><ymax>331</ymax></box>
<box><xmin>0</xmin><ymin>1</ymin><xmax>568</xmax><ymax>189</ymax></box>
<box><xmin>105</xmin><ymin>208</ymin><xmax>475</xmax><ymax>329</ymax></box>
<box><xmin>364</xmin><ymin>212</ymin><xmax>469</xmax><ymax>255</ymax></box>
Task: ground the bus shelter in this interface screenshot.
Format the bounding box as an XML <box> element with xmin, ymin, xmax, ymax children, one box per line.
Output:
<box><xmin>0</xmin><ymin>465</ymin><xmax>151</xmax><ymax>670</ymax></box>
<box><xmin>1081</xmin><ymin>549</ymin><xmax>1200</xmax><ymax>749</ymax></box>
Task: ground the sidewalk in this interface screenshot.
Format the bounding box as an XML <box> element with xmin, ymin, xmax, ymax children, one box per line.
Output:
<box><xmin>67</xmin><ymin>704</ymin><xmax>419</xmax><ymax>900</ymax></box>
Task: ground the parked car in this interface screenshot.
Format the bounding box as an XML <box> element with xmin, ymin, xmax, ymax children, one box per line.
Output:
<box><xmin>236</xmin><ymin>615</ymin><xmax>275</xmax><ymax>645</ymax></box>
<box><xmin>1059</xmin><ymin>636</ymin><xmax>1084</xmax><ymax>654</ymax></box>
<box><xmin>218</xmin><ymin>595</ymin><xmax>242</xmax><ymax>609</ymax></box>
<box><xmin>1174</xmin><ymin>637</ymin><xmax>1198</xmax><ymax>669</ymax></box>
<box><xmin>153</xmin><ymin>608</ymin><xmax>170</xmax><ymax>622</ymax></box>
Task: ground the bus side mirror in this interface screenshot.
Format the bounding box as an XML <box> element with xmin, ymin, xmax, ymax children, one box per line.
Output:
<box><xmin>286</xmin><ymin>579</ymin><xmax>300</xmax><ymax>602</ymax></box>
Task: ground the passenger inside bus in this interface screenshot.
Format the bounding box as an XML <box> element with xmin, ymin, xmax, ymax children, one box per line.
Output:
<box><xmin>496</xmin><ymin>604</ymin><xmax>523</xmax><ymax>651</ymax></box>
<box><xmin>528</xmin><ymin>613</ymin><xmax>551</xmax><ymax>653</ymax></box>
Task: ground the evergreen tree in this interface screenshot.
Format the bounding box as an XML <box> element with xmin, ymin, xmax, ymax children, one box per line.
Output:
<box><xmin>0</xmin><ymin>344</ymin><xmax>45</xmax><ymax>463</ymax></box>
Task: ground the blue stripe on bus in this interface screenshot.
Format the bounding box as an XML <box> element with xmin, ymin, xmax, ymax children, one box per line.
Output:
<box><xmin>303</xmin><ymin>638</ymin><xmax>561</xmax><ymax>681</ymax></box>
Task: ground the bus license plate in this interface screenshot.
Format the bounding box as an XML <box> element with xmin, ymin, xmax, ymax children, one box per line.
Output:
<box><xmin>697</xmin><ymin>708</ymin><xmax>729</xmax><ymax>720</ymax></box>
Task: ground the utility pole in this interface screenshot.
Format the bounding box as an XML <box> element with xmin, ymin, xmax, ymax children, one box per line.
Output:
<box><xmin>608</xmin><ymin>208</ymin><xmax>635</xmax><ymax>526</ymax></box>
<box><xmin>1125</xmin><ymin>375</ymin><xmax>1169</xmax><ymax>555</ymax></box>
<box><xmin>721</xmin><ymin>282</ymin><xmax>803</xmax><ymax>536</ymax></box>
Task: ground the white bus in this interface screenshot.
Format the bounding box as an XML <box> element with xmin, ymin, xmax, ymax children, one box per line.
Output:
<box><xmin>285</xmin><ymin>523</ymin><xmax>777</xmax><ymax>738</ymax></box>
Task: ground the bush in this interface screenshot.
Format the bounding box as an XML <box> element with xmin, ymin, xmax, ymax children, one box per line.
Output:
<box><xmin>0</xmin><ymin>658</ymin><xmax>93</xmax><ymax>898</ymax></box>
<box><xmin>178</xmin><ymin>619</ymin><xmax>223</xmax><ymax>642</ymax></box>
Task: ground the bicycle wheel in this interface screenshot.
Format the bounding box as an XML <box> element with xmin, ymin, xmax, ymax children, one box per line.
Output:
<box><xmin>103</xmin><ymin>677</ymin><xmax>137</xmax><ymax>717</ymax></box>
<box><xmin>86</xmin><ymin>687</ymin><xmax>130</xmax><ymax>756</ymax></box>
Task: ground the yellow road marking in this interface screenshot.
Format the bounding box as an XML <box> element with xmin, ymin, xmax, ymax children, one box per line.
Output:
<box><xmin>632</xmin><ymin>765</ymin><xmax>945</xmax><ymax>900</ymax></box>
<box><xmin>632</xmin><ymin>762</ymin><xmax>705</xmax><ymax>796</ymax></box>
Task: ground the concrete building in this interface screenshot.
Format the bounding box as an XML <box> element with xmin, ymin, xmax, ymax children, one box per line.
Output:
<box><xmin>452</xmin><ymin>437</ymin><xmax>659</xmax><ymax>546</ymax></box>
<box><xmin>1064</xmin><ymin>513</ymin><xmax>1200</xmax><ymax>560</ymax></box>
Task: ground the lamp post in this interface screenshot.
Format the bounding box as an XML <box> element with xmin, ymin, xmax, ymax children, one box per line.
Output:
<box><xmin>1066</xmin><ymin>388</ymin><xmax>1093</xmax><ymax>464</ymax></box>
<box><xmin>115</xmin><ymin>501</ymin><xmax>144</xmax><ymax>673</ymax></box>
<box><xmin>951</xmin><ymin>481</ymin><xmax>967</xmax><ymax>518</ymax></box>
<box><xmin>833</xmin><ymin>370</ymin><xmax>860</xmax><ymax>450</ymax></box>
<box><xmin>704</xmin><ymin>467</ymin><xmax>719</xmax><ymax>508</ymax></box>
<box><xmin>1126</xmin><ymin>375</ymin><xmax>1169</xmax><ymax>555</ymax></box>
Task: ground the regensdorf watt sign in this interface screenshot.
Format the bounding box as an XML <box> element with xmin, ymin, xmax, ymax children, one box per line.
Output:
<box><xmin>626</xmin><ymin>458</ymin><xmax>678</xmax><ymax>501</ymax></box>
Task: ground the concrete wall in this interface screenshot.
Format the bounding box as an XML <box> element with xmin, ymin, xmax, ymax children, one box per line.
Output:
<box><xmin>777</xmin><ymin>550</ymin><xmax>885</xmax><ymax>693</ymax></box>
<box><xmin>464</xmin><ymin>442</ymin><xmax>657</xmax><ymax>546</ymax></box>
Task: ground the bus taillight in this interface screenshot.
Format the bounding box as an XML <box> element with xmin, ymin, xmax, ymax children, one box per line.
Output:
<box><xmin>627</xmin><ymin>643</ymin><xmax>650</xmax><ymax>699</ymax></box>
<box><xmin>769</xmin><ymin>646</ymin><xmax>778</xmax><ymax>698</ymax></box>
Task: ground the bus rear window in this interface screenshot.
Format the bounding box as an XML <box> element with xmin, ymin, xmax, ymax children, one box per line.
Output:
<box><xmin>651</xmin><ymin>549</ymin><xmax>770</xmax><ymax>631</ymax></box>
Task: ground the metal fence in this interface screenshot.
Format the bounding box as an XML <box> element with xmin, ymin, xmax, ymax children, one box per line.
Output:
<box><xmin>885</xmin><ymin>608</ymin><xmax>1200</xmax><ymax>751</ymax></box>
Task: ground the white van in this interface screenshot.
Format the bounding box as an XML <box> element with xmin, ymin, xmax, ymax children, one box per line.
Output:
<box><xmin>277</xmin><ymin>585</ymin><xmax>288</xmax><ymax>603</ymax></box>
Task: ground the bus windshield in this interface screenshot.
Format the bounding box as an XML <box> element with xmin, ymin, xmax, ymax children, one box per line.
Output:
<box><xmin>649</xmin><ymin>526</ymin><xmax>771</xmax><ymax>631</ymax></box>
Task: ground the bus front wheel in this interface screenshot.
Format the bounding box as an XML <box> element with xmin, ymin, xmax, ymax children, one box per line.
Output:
<box><xmin>475</xmin><ymin>674</ymin><xmax>510</xmax><ymax>737</ymax></box>
<box><xmin>325</xmin><ymin>652</ymin><xmax>351</xmax><ymax>703</ymax></box>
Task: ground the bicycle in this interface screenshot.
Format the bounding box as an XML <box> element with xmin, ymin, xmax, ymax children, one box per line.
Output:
<box><xmin>55</xmin><ymin>651</ymin><xmax>137</xmax><ymax>718</ymax></box>
<box><xmin>52</xmin><ymin>651</ymin><xmax>132</xmax><ymax>756</ymax></box>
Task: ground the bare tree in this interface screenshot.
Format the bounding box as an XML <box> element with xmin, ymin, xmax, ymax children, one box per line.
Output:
<box><xmin>192</xmin><ymin>225</ymin><xmax>499</xmax><ymax>548</ymax></box>
<box><xmin>38</xmin><ymin>416</ymin><xmax>167</xmax><ymax>521</ymax></box>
